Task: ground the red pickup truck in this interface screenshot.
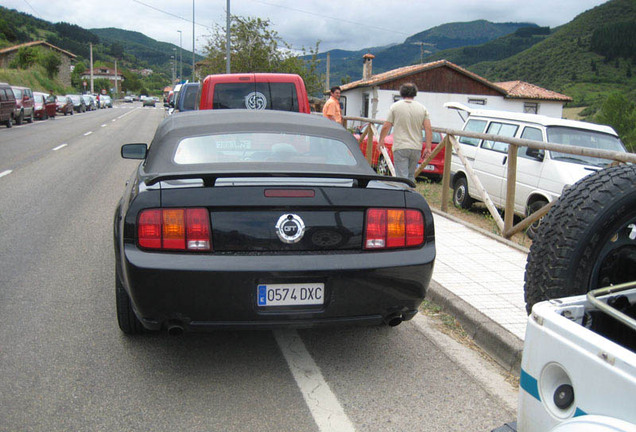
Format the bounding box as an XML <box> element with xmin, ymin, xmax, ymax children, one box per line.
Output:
<box><xmin>199</xmin><ymin>73</ymin><xmax>310</xmax><ymax>114</ymax></box>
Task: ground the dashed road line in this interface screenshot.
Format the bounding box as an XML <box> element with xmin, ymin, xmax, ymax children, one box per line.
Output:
<box><xmin>53</xmin><ymin>144</ymin><xmax>68</xmax><ymax>151</ymax></box>
<box><xmin>274</xmin><ymin>329</ymin><xmax>356</xmax><ymax>432</ymax></box>
<box><xmin>84</xmin><ymin>131</ymin><xmax>93</xmax><ymax>136</ymax></box>
<box><xmin>0</xmin><ymin>170</ymin><xmax>13</xmax><ymax>178</ymax></box>
<box><xmin>101</xmin><ymin>124</ymin><xmax>107</xmax><ymax>127</ymax></box>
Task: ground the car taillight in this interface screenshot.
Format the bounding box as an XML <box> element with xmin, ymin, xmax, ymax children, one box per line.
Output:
<box><xmin>364</xmin><ymin>208</ymin><xmax>424</xmax><ymax>249</ymax></box>
<box><xmin>138</xmin><ymin>208</ymin><xmax>211</xmax><ymax>251</ymax></box>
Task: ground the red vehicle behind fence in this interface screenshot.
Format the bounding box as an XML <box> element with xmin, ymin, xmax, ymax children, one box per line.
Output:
<box><xmin>354</xmin><ymin>123</ymin><xmax>445</xmax><ymax>179</ymax></box>
<box><xmin>199</xmin><ymin>73</ymin><xmax>311</xmax><ymax>114</ymax></box>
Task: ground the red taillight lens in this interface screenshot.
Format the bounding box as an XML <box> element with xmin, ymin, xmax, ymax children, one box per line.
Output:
<box><xmin>138</xmin><ymin>209</ymin><xmax>162</xmax><ymax>249</ymax></box>
<box><xmin>364</xmin><ymin>208</ymin><xmax>425</xmax><ymax>250</ymax></box>
<box><xmin>186</xmin><ymin>208</ymin><xmax>211</xmax><ymax>250</ymax></box>
<box><xmin>365</xmin><ymin>208</ymin><xmax>387</xmax><ymax>249</ymax></box>
<box><xmin>137</xmin><ymin>208</ymin><xmax>211</xmax><ymax>251</ymax></box>
<box><xmin>406</xmin><ymin>210</ymin><xmax>424</xmax><ymax>246</ymax></box>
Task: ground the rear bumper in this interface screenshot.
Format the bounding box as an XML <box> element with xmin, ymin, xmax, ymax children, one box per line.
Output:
<box><xmin>121</xmin><ymin>243</ymin><xmax>435</xmax><ymax>330</ymax></box>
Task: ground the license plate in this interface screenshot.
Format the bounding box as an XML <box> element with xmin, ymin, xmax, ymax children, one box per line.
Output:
<box><xmin>257</xmin><ymin>283</ymin><xmax>325</xmax><ymax>307</ymax></box>
<box><xmin>424</xmin><ymin>164</ymin><xmax>435</xmax><ymax>171</ymax></box>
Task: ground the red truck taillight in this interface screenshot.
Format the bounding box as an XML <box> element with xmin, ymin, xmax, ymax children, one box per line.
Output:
<box><xmin>364</xmin><ymin>208</ymin><xmax>424</xmax><ymax>249</ymax></box>
<box><xmin>138</xmin><ymin>208</ymin><xmax>211</xmax><ymax>251</ymax></box>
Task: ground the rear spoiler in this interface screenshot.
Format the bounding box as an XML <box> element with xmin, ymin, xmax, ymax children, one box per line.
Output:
<box><xmin>141</xmin><ymin>171</ymin><xmax>415</xmax><ymax>188</ymax></box>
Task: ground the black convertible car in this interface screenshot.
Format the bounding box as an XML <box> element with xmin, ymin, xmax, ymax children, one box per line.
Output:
<box><xmin>114</xmin><ymin>110</ymin><xmax>436</xmax><ymax>335</ymax></box>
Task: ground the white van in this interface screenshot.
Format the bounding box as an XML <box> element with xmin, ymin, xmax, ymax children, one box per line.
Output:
<box><xmin>445</xmin><ymin>102</ymin><xmax>626</xmax><ymax>235</ymax></box>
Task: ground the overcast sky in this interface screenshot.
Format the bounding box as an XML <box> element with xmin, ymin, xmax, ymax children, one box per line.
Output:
<box><xmin>2</xmin><ymin>0</ymin><xmax>608</xmax><ymax>53</ymax></box>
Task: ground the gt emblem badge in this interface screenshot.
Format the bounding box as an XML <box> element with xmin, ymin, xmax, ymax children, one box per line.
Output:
<box><xmin>275</xmin><ymin>214</ymin><xmax>305</xmax><ymax>244</ymax></box>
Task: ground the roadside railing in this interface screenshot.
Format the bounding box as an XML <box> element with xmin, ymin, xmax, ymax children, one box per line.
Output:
<box><xmin>344</xmin><ymin>115</ymin><xmax>636</xmax><ymax>240</ymax></box>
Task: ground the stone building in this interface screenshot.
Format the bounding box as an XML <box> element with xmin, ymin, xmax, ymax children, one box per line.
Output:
<box><xmin>0</xmin><ymin>41</ymin><xmax>77</xmax><ymax>87</ymax></box>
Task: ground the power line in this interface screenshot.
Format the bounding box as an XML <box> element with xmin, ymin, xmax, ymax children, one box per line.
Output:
<box><xmin>22</xmin><ymin>0</ymin><xmax>40</xmax><ymax>18</ymax></box>
<box><xmin>131</xmin><ymin>0</ymin><xmax>214</xmax><ymax>31</ymax></box>
<box><xmin>245</xmin><ymin>0</ymin><xmax>410</xmax><ymax>37</ymax></box>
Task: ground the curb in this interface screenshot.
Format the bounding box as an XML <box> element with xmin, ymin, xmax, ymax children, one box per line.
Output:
<box><xmin>426</xmin><ymin>280</ymin><xmax>524</xmax><ymax>374</ymax></box>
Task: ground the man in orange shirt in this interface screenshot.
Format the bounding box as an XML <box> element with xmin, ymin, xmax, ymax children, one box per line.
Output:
<box><xmin>322</xmin><ymin>86</ymin><xmax>342</xmax><ymax>124</ymax></box>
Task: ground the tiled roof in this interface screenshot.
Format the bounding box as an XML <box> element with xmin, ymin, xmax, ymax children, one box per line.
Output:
<box><xmin>339</xmin><ymin>59</ymin><xmax>572</xmax><ymax>102</ymax></box>
<box><xmin>340</xmin><ymin>60</ymin><xmax>506</xmax><ymax>95</ymax></box>
<box><xmin>495</xmin><ymin>80</ymin><xmax>572</xmax><ymax>102</ymax></box>
<box><xmin>0</xmin><ymin>40</ymin><xmax>76</xmax><ymax>59</ymax></box>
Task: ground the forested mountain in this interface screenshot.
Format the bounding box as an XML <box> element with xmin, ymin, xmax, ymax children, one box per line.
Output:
<box><xmin>313</xmin><ymin>21</ymin><xmax>538</xmax><ymax>84</ymax></box>
<box><xmin>469</xmin><ymin>0</ymin><xmax>636</xmax><ymax>105</ymax></box>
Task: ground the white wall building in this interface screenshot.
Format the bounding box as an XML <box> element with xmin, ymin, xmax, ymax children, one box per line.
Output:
<box><xmin>338</xmin><ymin>57</ymin><xmax>572</xmax><ymax>131</ymax></box>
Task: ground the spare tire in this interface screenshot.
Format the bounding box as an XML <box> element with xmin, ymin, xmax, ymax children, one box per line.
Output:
<box><xmin>524</xmin><ymin>164</ymin><xmax>636</xmax><ymax>314</ymax></box>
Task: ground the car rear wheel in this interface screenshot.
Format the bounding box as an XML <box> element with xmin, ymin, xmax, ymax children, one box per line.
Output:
<box><xmin>6</xmin><ymin>115</ymin><xmax>12</xmax><ymax>128</ymax></box>
<box><xmin>16</xmin><ymin>111</ymin><xmax>23</xmax><ymax>125</ymax></box>
<box><xmin>116</xmin><ymin>272</ymin><xmax>145</xmax><ymax>335</ymax></box>
<box><xmin>453</xmin><ymin>177</ymin><xmax>474</xmax><ymax>209</ymax></box>
<box><xmin>27</xmin><ymin>111</ymin><xmax>33</xmax><ymax>123</ymax></box>
<box><xmin>524</xmin><ymin>165</ymin><xmax>636</xmax><ymax>313</ymax></box>
<box><xmin>376</xmin><ymin>155</ymin><xmax>389</xmax><ymax>176</ymax></box>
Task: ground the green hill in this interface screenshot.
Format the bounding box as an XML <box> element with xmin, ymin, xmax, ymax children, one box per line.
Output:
<box><xmin>468</xmin><ymin>0</ymin><xmax>636</xmax><ymax>106</ymax></box>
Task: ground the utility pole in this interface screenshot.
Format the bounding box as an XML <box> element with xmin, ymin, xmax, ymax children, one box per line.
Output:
<box><xmin>192</xmin><ymin>0</ymin><xmax>195</xmax><ymax>81</ymax></box>
<box><xmin>114</xmin><ymin>59</ymin><xmax>118</xmax><ymax>97</ymax></box>
<box><xmin>226</xmin><ymin>0</ymin><xmax>231</xmax><ymax>74</ymax></box>
<box><xmin>89</xmin><ymin>43</ymin><xmax>94</xmax><ymax>94</ymax></box>
<box><xmin>177</xmin><ymin>30</ymin><xmax>182</xmax><ymax>83</ymax></box>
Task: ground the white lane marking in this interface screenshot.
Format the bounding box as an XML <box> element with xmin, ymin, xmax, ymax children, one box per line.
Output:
<box><xmin>117</xmin><ymin>107</ymin><xmax>140</xmax><ymax>119</ymax></box>
<box><xmin>101</xmin><ymin>124</ymin><xmax>107</xmax><ymax>127</ymax></box>
<box><xmin>0</xmin><ymin>170</ymin><xmax>12</xmax><ymax>178</ymax></box>
<box><xmin>274</xmin><ymin>329</ymin><xmax>356</xmax><ymax>432</ymax></box>
<box><xmin>53</xmin><ymin>144</ymin><xmax>68</xmax><ymax>151</ymax></box>
<box><xmin>84</xmin><ymin>131</ymin><xmax>93</xmax><ymax>136</ymax></box>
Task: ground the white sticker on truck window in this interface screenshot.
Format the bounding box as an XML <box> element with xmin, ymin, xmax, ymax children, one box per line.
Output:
<box><xmin>245</xmin><ymin>91</ymin><xmax>267</xmax><ymax>110</ymax></box>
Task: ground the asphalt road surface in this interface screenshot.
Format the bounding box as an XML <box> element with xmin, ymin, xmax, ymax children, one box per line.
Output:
<box><xmin>0</xmin><ymin>103</ymin><xmax>518</xmax><ymax>432</ymax></box>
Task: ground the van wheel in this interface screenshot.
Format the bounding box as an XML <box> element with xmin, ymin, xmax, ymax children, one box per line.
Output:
<box><xmin>16</xmin><ymin>111</ymin><xmax>23</xmax><ymax>125</ymax></box>
<box><xmin>453</xmin><ymin>177</ymin><xmax>473</xmax><ymax>209</ymax></box>
<box><xmin>525</xmin><ymin>200</ymin><xmax>548</xmax><ymax>239</ymax></box>
<box><xmin>27</xmin><ymin>112</ymin><xmax>33</xmax><ymax>123</ymax></box>
<box><xmin>376</xmin><ymin>155</ymin><xmax>390</xmax><ymax>176</ymax></box>
<box><xmin>6</xmin><ymin>115</ymin><xmax>13</xmax><ymax>128</ymax></box>
<box><xmin>524</xmin><ymin>165</ymin><xmax>636</xmax><ymax>313</ymax></box>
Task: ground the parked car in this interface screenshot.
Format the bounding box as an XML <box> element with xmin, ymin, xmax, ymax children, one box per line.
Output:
<box><xmin>174</xmin><ymin>82</ymin><xmax>200</xmax><ymax>112</ymax></box>
<box><xmin>100</xmin><ymin>95</ymin><xmax>113</xmax><ymax>108</ymax></box>
<box><xmin>142</xmin><ymin>96</ymin><xmax>156</xmax><ymax>107</ymax></box>
<box><xmin>56</xmin><ymin>96</ymin><xmax>74</xmax><ymax>115</ymax></box>
<box><xmin>11</xmin><ymin>85</ymin><xmax>35</xmax><ymax>124</ymax></box>
<box><xmin>0</xmin><ymin>82</ymin><xmax>17</xmax><ymax>128</ymax></box>
<box><xmin>66</xmin><ymin>94</ymin><xmax>86</xmax><ymax>113</ymax></box>
<box><xmin>82</xmin><ymin>94</ymin><xmax>96</xmax><ymax>111</ymax></box>
<box><xmin>114</xmin><ymin>109</ymin><xmax>435</xmax><ymax>335</ymax></box>
<box><xmin>199</xmin><ymin>73</ymin><xmax>310</xmax><ymax>113</ymax></box>
<box><xmin>123</xmin><ymin>95</ymin><xmax>133</xmax><ymax>103</ymax></box>
<box><xmin>445</xmin><ymin>102</ymin><xmax>626</xmax><ymax>237</ymax></box>
<box><xmin>33</xmin><ymin>91</ymin><xmax>55</xmax><ymax>119</ymax></box>
<box><xmin>354</xmin><ymin>123</ymin><xmax>445</xmax><ymax>179</ymax></box>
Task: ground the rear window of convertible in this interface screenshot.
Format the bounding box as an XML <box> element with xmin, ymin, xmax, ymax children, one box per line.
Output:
<box><xmin>174</xmin><ymin>132</ymin><xmax>357</xmax><ymax>166</ymax></box>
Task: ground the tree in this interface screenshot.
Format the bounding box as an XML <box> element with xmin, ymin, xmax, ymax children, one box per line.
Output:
<box><xmin>39</xmin><ymin>51</ymin><xmax>62</xmax><ymax>78</ymax></box>
<box><xmin>10</xmin><ymin>46</ymin><xmax>38</xmax><ymax>69</ymax></box>
<box><xmin>71</xmin><ymin>61</ymin><xmax>87</xmax><ymax>89</ymax></box>
<box><xmin>200</xmin><ymin>15</ymin><xmax>322</xmax><ymax>95</ymax></box>
<box><xmin>595</xmin><ymin>92</ymin><xmax>636</xmax><ymax>152</ymax></box>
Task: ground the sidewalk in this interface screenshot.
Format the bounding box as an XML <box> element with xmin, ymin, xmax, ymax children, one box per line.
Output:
<box><xmin>426</xmin><ymin>210</ymin><xmax>529</xmax><ymax>372</ymax></box>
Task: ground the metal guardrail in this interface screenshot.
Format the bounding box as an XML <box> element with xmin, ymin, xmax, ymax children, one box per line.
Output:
<box><xmin>344</xmin><ymin>115</ymin><xmax>636</xmax><ymax>239</ymax></box>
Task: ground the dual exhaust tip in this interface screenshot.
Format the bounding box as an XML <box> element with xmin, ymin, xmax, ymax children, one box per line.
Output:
<box><xmin>166</xmin><ymin>313</ymin><xmax>404</xmax><ymax>336</ymax></box>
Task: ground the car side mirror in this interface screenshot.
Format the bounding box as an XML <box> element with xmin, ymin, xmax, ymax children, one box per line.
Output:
<box><xmin>121</xmin><ymin>143</ymin><xmax>148</xmax><ymax>159</ymax></box>
<box><xmin>526</xmin><ymin>148</ymin><xmax>545</xmax><ymax>161</ymax></box>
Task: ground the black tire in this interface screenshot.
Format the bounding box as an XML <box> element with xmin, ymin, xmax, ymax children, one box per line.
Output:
<box><xmin>524</xmin><ymin>165</ymin><xmax>636</xmax><ymax>313</ymax></box>
<box><xmin>6</xmin><ymin>115</ymin><xmax>13</xmax><ymax>128</ymax></box>
<box><xmin>116</xmin><ymin>271</ymin><xmax>145</xmax><ymax>335</ymax></box>
<box><xmin>16</xmin><ymin>111</ymin><xmax>23</xmax><ymax>125</ymax></box>
<box><xmin>27</xmin><ymin>111</ymin><xmax>33</xmax><ymax>123</ymax></box>
<box><xmin>453</xmin><ymin>176</ymin><xmax>474</xmax><ymax>209</ymax></box>
<box><xmin>70</xmin><ymin>109</ymin><xmax>73</xmax><ymax>115</ymax></box>
<box><xmin>525</xmin><ymin>200</ymin><xmax>548</xmax><ymax>239</ymax></box>
<box><xmin>376</xmin><ymin>155</ymin><xmax>390</xmax><ymax>176</ymax></box>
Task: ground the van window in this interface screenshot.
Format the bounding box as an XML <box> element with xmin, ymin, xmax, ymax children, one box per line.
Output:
<box><xmin>12</xmin><ymin>88</ymin><xmax>23</xmax><ymax>99</ymax></box>
<box><xmin>213</xmin><ymin>82</ymin><xmax>299</xmax><ymax>112</ymax></box>
<box><xmin>459</xmin><ymin>119</ymin><xmax>487</xmax><ymax>146</ymax></box>
<box><xmin>519</xmin><ymin>126</ymin><xmax>544</xmax><ymax>159</ymax></box>
<box><xmin>482</xmin><ymin>122</ymin><xmax>518</xmax><ymax>153</ymax></box>
<box><xmin>547</xmin><ymin>126</ymin><xmax>625</xmax><ymax>167</ymax></box>
<box><xmin>0</xmin><ymin>89</ymin><xmax>6</xmax><ymax>101</ymax></box>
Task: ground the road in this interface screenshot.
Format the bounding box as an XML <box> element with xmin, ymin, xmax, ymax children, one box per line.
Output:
<box><xmin>0</xmin><ymin>104</ymin><xmax>517</xmax><ymax>432</ymax></box>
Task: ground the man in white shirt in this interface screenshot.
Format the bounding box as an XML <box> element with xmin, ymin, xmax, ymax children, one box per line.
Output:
<box><xmin>379</xmin><ymin>83</ymin><xmax>432</xmax><ymax>183</ymax></box>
